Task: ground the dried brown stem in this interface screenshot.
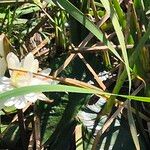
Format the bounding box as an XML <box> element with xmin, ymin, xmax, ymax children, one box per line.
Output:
<box><xmin>34</xmin><ymin>103</ymin><xmax>41</xmax><ymax>150</ymax></box>
<box><xmin>17</xmin><ymin>109</ymin><xmax>27</xmax><ymax>150</ymax></box>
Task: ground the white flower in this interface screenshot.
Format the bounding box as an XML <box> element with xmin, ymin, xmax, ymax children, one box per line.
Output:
<box><xmin>0</xmin><ymin>52</ymin><xmax>58</xmax><ymax>109</ymax></box>
<box><xmin>0</xmin><ymin>34</ymin><xmax>7</xmax><ymax>76</ymax></box>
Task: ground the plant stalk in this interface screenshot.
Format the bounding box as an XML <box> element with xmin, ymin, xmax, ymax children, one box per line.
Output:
<box><xmin>17</xmin><ymin>109</ymin><xmax>27</xmax><ymax>150</ymax></box>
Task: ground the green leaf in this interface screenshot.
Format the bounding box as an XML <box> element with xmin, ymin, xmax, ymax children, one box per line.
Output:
<box><xmin>127</xmin><ymin>101</ymin><xmax>140</xmax><ymax>150</ymax></box>
<box><xmin>0</xmin><ymin>85</ymin><xmax>150</xmax><ymax>103</ymax></box>
<box><xmin>51</xmin><ymin>0</ymin><xmax>123</xmax><ymax>62</ymax></box>
<box><xmin>104</xmin><ymin>23</ymin><xmax>150</xmax><ymax>113</ymax></box>
<box><xmin>0</xmin><ymin>124</ymin><xmax>19</xmax><ymax>148</ymax></box>
<box><xmin>101</xmin><ymin>0</ymin><xmax>131</xmax><ymax>93</ymax></box>
<box><xmin>0</xmin><ymin>85</ymin><xmax>99</xmax><ymax>103</ymax></box>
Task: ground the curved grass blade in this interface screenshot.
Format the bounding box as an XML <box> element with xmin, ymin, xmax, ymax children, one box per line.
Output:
<box><xmin>101</xmin><ymin>0</ymin><xmax>131</xmax><ymax>93</ymax></box>
<box><xmin>0</xmin><ymin>85</ymin><xmax>99</xmax><ymax>102</ymax></box>
<box><xmin>127</xmin><ymin>101</ymin><xmax>140</xmax><ymax>150</ymax></box>
<box><xmin>0</xmin><ymin>85</ymin><xmax>150</xmax><ymax>103</ymax></box>
<box><xmin>103</xmin><ymin>23</ymin><xmax>150</xmax><ymax>113</ymax></box>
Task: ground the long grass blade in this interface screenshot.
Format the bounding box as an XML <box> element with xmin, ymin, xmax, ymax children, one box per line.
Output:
<box><xmin>103</xmin><ymin>23</ymin><xmax>150</xmax><ymax>113</ymax></box>
<box><xmin>127</xmin><ymin>101</ymin><xmax>140</xmax><ymax>150</ymax></box>
<box><xmin>100</xmin><ymin>0</ymin><xmax>131</xmax><ymax>93</ymax></box>
<box><xmin>1</xmin><ymin>85</ymin><xmax>150</xmax><ymax>103</ymax></box>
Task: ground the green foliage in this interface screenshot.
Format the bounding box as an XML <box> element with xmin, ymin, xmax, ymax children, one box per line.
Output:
<box><xmin>0</xmin><ymin>0</ymin><xmax>150</xmax><ymax>149</ymax></box>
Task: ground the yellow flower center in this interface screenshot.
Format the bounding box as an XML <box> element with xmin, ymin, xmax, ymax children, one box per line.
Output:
<box><xmin>11</xmin><ymin>69</ymin><xmax>32</xmax><ymax>87</ymax></box>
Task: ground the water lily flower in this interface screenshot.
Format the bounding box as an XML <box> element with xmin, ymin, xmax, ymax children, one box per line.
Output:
<box><xmin>0</xmin><ymin>52</ymin><xmax>58</xmax><ymax>110</ymax></box>
<box><xmin>0</xmin><ymin>34</ymin><xmax>7</xmax><ymax>76</ymax></box>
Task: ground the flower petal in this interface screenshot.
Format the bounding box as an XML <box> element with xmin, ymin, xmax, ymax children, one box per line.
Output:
<box><xmin>0</xmin><ymin>77</ymin><xmax>13</xmax><ymax>91</ymax></box>
<box><xmin>4</xmin><ymin>97</ymin><xmax>16</xmax><ymax>107</ymax></box>
<box><xmin>23</xmin><ymin>53</ymin><xmax>35</xmax><ymax>72</ymax></box>
<box><xmin>37</xmin><ymin>93</ymin><xmax>50</xmax><ymax>101</ymax></box>
<box><xmin>6</xmin><ymin>52</ymin><xmax>20</xmax><ymax>69</ymax></box>
<box><xmin>29</xmin><ymin>78</ymin><xmax>44</xmax><ymax>85</ymax></box>
<box><xmin>0</xmin><ymin>101</ymin><xmax>5</xmax><ymax>110</ymax></box>
<box><xmin>6</xmin><ymin>52</ymin><xmax>21</xmax><ymax>75</ymax></box>
<box><xmin>40</xmin><ymin>68</ymin><xmax>51</xmax><ymax>76</ymax></box>
<box><xmin>48</xmin><ymin>80</ymin><xmax>59</xmax><ymax>85</ymax></box>
<box><xmin>0</xmin><ymin>76</ymin><xmax>11</xmax><ymax>84</ymax></box>
<box><xmin>14</xmin><ymin>97</ymin><xmax>27</xmax><ymax>109</ymax></box>
<box><xmin>0</xmin><ymin>34</ymin><xmax>5</xmax><ymax>56</ymax></box>
<box><xmin>25</xmin><ymin>93</ymin><xmax>38</xmax><ymax>103</ymax></box>
<box><xmin>30</xmin><ymin>76</ymin><xmax>59</xmax><ymax>86</ymax></box>
<box><xmin>11</xmin><ymin>72</ymin><xmax>33</xmax><ymax>87</ymax></box>
<box><xmin>32</xmin><ymin>59</ymin><xmax>39</xmax><ymax>73</ymax></box>
<box><xmin>0</xmin><ymin>58</ymin><xmax>7</xmax><ymax>76</ymax></box>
